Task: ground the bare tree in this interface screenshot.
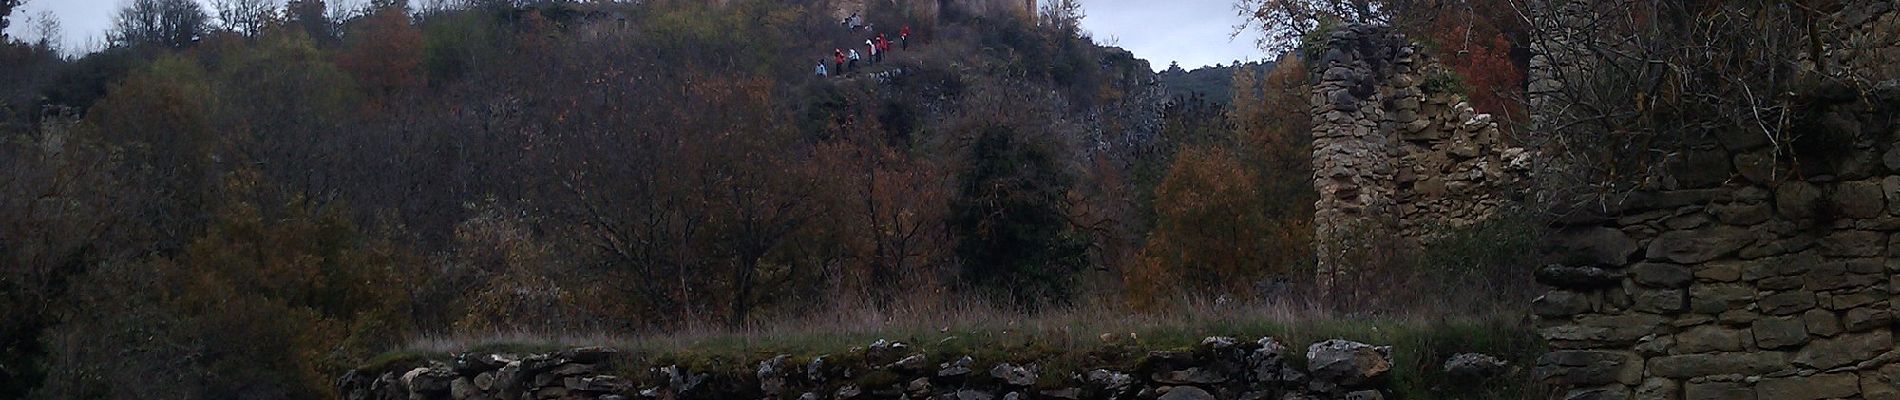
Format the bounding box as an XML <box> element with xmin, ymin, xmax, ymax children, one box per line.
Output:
<box><xmin>110</xmin><ymin>0</ymin><xmax>209</xmax><ymax>48</ymax></box>
<box><xmin>211</xmin><ymin>0</ymin><xmax>277</xmax><ymax>36</ymax></box>
<box><xmin>1521</xmin><ymin>0</ymin><xmax>1869</xmax><ymax>216</ymax></box>
<box><xmin>31</xmin><ymin>10</ymin><xmax>60</xmax><ymax>53</ymax></box>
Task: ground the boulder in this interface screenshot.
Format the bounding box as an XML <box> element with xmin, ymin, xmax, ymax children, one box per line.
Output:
<box><xmin>1306</xmin><ymin>339</ymin><xmax>1392</xmax><ymax>387</ymax></box>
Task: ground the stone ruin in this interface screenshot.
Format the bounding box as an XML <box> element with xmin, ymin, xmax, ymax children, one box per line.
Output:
<box><xmin>1528</xmin><ymin>1</ymin><xmax>1900</xmax><ymax>399</ymax></box>
<box><xmin>1306</xmin><ymin>24</ymin><xmax>1534</xmax><ymax>293</ymax></box>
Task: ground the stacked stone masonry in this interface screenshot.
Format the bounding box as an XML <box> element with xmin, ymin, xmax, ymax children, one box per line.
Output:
<box><xmin>1533</xmin><ymin>3</ymin><xmax>1900</xmax><ymax>399</ymax></box>
<box><xmin>338</xmin><ymin>338</ymin><xmax>1459</xmax><ymax>400</ymax></box>
<box><xmin>1307</xmin><ymin>25</ymin><xmax>1532</xmax><ymax>290</ymax></box>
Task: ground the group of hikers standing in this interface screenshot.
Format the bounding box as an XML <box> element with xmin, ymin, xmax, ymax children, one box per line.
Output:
<box><xmin>816</xmin><ymin>12</ymin><xmax>911</xmax><ymax>78</ymax></box>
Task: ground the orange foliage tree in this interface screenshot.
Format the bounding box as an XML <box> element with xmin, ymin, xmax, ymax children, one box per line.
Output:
<box><xmin>1128</xmin><ymin>146</ymin><xmax>1270</xmax><ymax>309</ymax></box>
<box><xmin>336</xmin><ymin>6</ymin><xmax>424</xmax><ymax>98</ymax></box>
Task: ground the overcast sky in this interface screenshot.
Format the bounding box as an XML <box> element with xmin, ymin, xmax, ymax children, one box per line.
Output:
<box><xmin>5</xmin><ymin>0</ymin><xmax>1270</xmax><ymax>72</ymax></box>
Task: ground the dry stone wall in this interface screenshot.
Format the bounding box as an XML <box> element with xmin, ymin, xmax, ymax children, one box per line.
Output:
<box><xmin>338</xmin><ymin>337</ymin><xmax>1440</xmax><ymax>400</ymax></box>
<box><xmin>1531</xmin><ymin>3</ymin><xmax>1900</xmax><ymax>399</ymax></box>
<box><xmin>1307</xmin><ymin>25</ymin><xmax>1532</xmax><ymax>292</ymax></box>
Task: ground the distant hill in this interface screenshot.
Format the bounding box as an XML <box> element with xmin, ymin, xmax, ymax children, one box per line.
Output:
<box><xmin>1157</xmin><ymin>60</ymin><xmax>1275</xmax><ymax>105</ymax></box>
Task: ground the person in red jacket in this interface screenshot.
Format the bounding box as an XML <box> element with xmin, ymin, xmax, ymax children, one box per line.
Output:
<box><xmin>834</xmin><ymin>49</ymin><xmax>845</xmax><ymax>75</ymax></box>
<box><xmin>900</xmin><ymin>26</ymin><xmax>911</xmax><ymax>49</ymax></box>
<box><xmin>876</xmin><ymin>34</ymin><xmax>890</xmax><ymax>62</ymax></box>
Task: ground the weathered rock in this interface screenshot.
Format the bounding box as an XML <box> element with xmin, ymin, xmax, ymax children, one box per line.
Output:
<box><xmin>989</xmin><ymin>363</ymin><xmax>1037</xmax><ymax>386</ymax></box>
<box><xmin>1305</xmin><ymin>339</ymin><xmax>1392</xmax><ymax>387</ymax></box>
<box><xmin>1756</xmin><ymin>373</ymin><xmax>1859</xmax><ymax>400</ymax></box>
<box><xmin>1443</xmin><ymin>353</ymin><xmax>1507</xmax><ymax>381</ymax></box>
<box><xmin>1538</xmin><ymin>351</ymin><xmax>1642</xmax><ymax>385</ymax></box>
<box><xmin>1085</xmin><ymin>369</ymin><xmax>1135</xmax><ymax>391</ymax></box>
<box><xmin>1752</xmin><ymin>316</ymin><xmax>1809</xmax><ymax>349</ymax></box>
<box><xmin>1534</xmin><ymin>290</ymin><xmax>1593</xmax><ymax>317</ymax></box>
<box><xmin>1537</xmin><ymin>264</ymin><xmax>1624</xmax><ymax>289</ymax></box>
<box><xmin>1646</xmin><ymin>352</ymin><xmax>1786</xmax><ymax>378</ymax></box>
<box><xmin>1674</xmin><ymin>325</ymin><xmax>1751</xmax><ymax>353</ymax></box>
<box><xmin>758</xmin><ymin>354</ymin><xmax>789</xmax><ymax>396</ymax></box>
<box><xmin>1558</xmin><ymin>226</ymin><xmax>1640</xmax><ymax>266</ymax></box>
<box><xmin>1683</xmin><ymin>380</ymin><xmax>1753</xmax><ymax>400</ymax></box>
<box><xmin>1156</xmin><ymin>386</ymin><xmax>1216</xmax><ymax>400</ymax></box>
<box><xmin>1645</xmin><ymin>226</ymin><xmax>1753</xmax><ymax>264</ymax></box>
<box><xmin>938</xmin><ymin>356</ymin><xmax>973</xmax><ymax>377</ymax></box>
<box><xmin>1793</xmin><ymin>330</ymin><xmax>1892</xmax><ymax>369</ymax></box>
<box><xmin>1837</xmin><ymin>180</ymin><xmax>1890</xmax><ymax>218</ymax></box>
<box><xmin>1629</xmin><ymin>263</ymin><xmax>1693</xmax><ymax>288</ymax></box>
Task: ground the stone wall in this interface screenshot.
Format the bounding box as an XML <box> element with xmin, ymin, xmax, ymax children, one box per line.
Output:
<box><xmin>1530</xmin><ymin>2</ymin><xmax>1900</xmax><ymax>398</ymax></box>
<box><xmin>338</xmin><ymin>337</ymin><xmax>1472</xmax><ymax>400</ymax></box>
<box><xmin>1307</xmin><ymin>25</ymin><xmax>1532</xmax><ymax>292</ymax></box>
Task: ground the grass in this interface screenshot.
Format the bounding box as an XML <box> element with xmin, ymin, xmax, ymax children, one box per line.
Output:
<box><xmin>385</xmin><ymin>296</ymin><xmax>1543</xmax><ymax>399</ymax></box>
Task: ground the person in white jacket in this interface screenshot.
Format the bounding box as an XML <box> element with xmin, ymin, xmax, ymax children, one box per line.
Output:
<box><xmin>848</xmin><ymin>49</ymin><xmax>860</xmax><ymax>72</ymax></box>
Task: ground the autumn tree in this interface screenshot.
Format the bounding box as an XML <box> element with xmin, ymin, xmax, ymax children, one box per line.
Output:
<box><xmin>82</xmin><ymin>56</ymin><xmax>221</xmax><ymax>252</ymax></box>
<box><xmin>111</xmin><ymin>0</ymin><xmax>210</xmax><ymax>48</ymax></box>
<box><xmin>811</xmin><ymin>104</ymin><xmax>954</xmax><ymax>305</ymax></box>
<box><xmin>1128</xmin><ymin>146</ymin><xmax>1270</xmax><ymax>308</ymax></box>
<box><xmin>337</xmin><ymin>6</ymin><xmax>425</xmax><ymax>97</ymax></box>
<box><xmin>32</xmin><ymin>165</ymin><xmax>415</xmax><ymax>400</ymax></box>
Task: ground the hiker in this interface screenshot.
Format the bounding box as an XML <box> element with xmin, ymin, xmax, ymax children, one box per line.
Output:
<box><xmin>844</xmin><ymin>12</ymin><xmax>859</xmax><ymax>31</ymax></box>
<box><xmin>865</xmin><ymin>38</ymin><xmax>878</xmax><ymax>65</ymax></box>
<box><xmin>834</xmin><ymin>49</ymin><xmax>845</xmax><ymax>75</ymax></box>
<box><xmin>816</xmin><ymin>59</ymin><xmax>828</xmax><ymax>77</ymax></box>
<box><xmin>877</xmin><ymin>34</ymin><xmax>891</xmax><ymax>61</ymax></box>
<box><xmin>900</xmin><ymin>26</ymin><xmax>911</xmax><ymax>49</ymax></box>
<box><xmin>848</xmin><ymin>48</ymin><xmax>860</xmax><ymax>72</ymax></box>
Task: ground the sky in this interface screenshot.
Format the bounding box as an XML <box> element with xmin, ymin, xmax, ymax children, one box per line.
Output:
<box><xmin>5</xmin><ymin>0</ymin><xmax>1270</xmax><ymax>72</ymax></box>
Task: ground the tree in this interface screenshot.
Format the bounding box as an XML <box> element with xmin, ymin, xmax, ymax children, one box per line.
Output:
<box><xmin>36</xmin><ymin>173</ymin><xmax>415</xmax><ymax>399</ymax></box>
<box><xmin>82</xmin><ymin>56</ymin><xmax>220</xmax><ymax>252</ymax></box>
<box><xmin>1128</xmin><ymin>146</ymin><xmax>1270</xmax><ymax>309</ymax></box>
<box><xmin>336</xmin><ymin>6</ymin><xmax>424</xmax><ymax>96</ymax></box>
<box><xmin>110</xmin><ymin>0</ymin><xmax>210</xmax><ymax>48</ymax></box>
<box><xmin>211</xmin><ymin>0</ymin><xmax>277</xmax><ymax>36</ymax></box>
<box><xmin>1238</xmin><ymin>0</ymin><xmax>1380</xmax><ymax>53</ymax></box>
<box><xmin>284</xmin><ymin>0</ymin><xmax>330</xmax><ymax>40</ymax></box>
<box><xmin>951</xmin><ymin>125</ymin><xmax>1090</xmax><ymax>308</ymax></box>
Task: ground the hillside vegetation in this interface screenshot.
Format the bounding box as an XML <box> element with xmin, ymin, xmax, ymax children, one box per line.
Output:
<box><xmin>0</xmin><ymin>0</ymin><xmax>1545</xmax><ymax>398</ymax></box>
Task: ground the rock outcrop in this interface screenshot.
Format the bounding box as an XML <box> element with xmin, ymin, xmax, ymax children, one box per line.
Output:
<box><xmin>339</xmin><ymin>338</ymin><xmax>1429</xmax><ymax>400</ymax></box>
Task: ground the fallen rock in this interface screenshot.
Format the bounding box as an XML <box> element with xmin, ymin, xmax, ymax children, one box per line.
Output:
<box><xmin>1306</xmin><ymin>339</ymin><xmax>1392</xmax><ymax>387</ymax></box>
